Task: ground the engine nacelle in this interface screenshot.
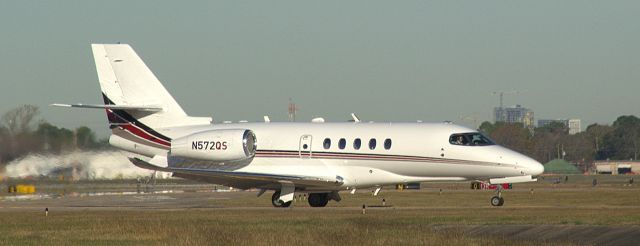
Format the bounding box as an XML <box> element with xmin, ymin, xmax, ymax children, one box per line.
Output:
<box><xmin>170</xmin><ymin>129</ymin><xmax>257</xmax><ymax>162</ymax></box>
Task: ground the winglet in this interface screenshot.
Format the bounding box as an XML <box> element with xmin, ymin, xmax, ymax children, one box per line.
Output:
<box><xmin>350</xmin><ymin>113</ymin><xmax>361</xmax><ymax>123</ymax></box>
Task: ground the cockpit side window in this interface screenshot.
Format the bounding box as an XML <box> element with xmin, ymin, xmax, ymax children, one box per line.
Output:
<box><xmin>449</xmin><ymin>134</ymin><xmax>469</xmax><ymax>145</ymax></box>
<box><xmin>449</xmin><ymin>132</ymin><xmax>495</xmax><ymax>146</ymax></box>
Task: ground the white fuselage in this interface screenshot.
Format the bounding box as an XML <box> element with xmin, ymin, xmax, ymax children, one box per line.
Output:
<box><xmin>137</xmin><ymin>121</ymin><xmax>543</xmax><ymax>191</ymax></box>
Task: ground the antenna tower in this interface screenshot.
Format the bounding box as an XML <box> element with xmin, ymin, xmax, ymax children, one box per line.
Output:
<box><xmin>288</xmin><ymin>98</ymin><xmax>299</xmax><ymax>122</ymax></box>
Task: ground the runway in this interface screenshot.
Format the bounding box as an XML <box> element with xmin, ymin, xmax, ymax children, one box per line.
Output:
<box><xmin>2</xmin><ymin>177</ymin><xmax>640</xmax><ymax>245</ymax></box>
<box><xmin>1</xmin><ymin>190</ymin><xmax>237</xmax><ymax>211</ymax></box>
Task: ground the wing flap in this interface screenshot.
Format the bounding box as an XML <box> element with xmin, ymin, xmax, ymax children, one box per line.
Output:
<box><xmin>129</xmin><ymin>157</ymin><xmax>343</xmax><ymax>188</ymax></box>
<box><xmin>489</xmin><ymin>175</ymin><xmax>536</xmax><ymax>184</ymax></box>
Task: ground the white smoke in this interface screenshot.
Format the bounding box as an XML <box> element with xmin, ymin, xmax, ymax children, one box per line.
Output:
<box><xmin>3</xmin><ymin>151</ymin><xmax>171</xmax><ymax>179</ymax></box>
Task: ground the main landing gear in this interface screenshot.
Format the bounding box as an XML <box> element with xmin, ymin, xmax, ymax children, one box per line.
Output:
<box><xmin>490</xmin><ymin>186</ymin><xmax>505</xmax><ymax>207</ymax></box>
<box><xmin>307</xmin><ymin>193</ymin><xmax>329</xmax><ymax>207</ymax></box>
<box><xmin>270</xmin><ymin>192</ymin><xmax>331</xmax><ymax>208</ymax></box>
<box><xmin>271</xmin><ymin>191</ymin><xmax>292</xmax><ymax>208</ymax></box>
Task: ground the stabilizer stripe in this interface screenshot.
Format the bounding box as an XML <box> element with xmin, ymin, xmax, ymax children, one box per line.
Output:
<box><xmin>102</xmin><ymin>93</ymin><xmax>172</xmax><ymax>146</ymax></box>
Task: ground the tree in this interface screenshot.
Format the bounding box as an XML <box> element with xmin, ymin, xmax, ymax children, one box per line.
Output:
<box><xmin>536</xmin><ymin>121</ymin><xmax>569</xmax><ymax>135</ymax></box>
<box><xmin>75</xmin><ymin>126</ymin><xmax>97</xmax><ymax>149</ymax></box>
<box><xmin>613</xmin><ymin>115</ymin><xmax>640</xmax><ymax>128</ymax></box>
<box><xmin>34</xmin><ymin>122</ymin><xmax>74</xmax><ymax>153</ymax></box>
<box><xmin>559</xmin><ymin>132</ymin><xmax>595</xmax><ymax>168</ymax></box>
<box><xmin>0</xmin><ymin>126</ymin><xmax>8</xmax><ymax>163</ymax></box>
<box><xmin>602</xmin><ymin>115</ymin><xmax>640</xmax><ymax>160</ymax></box>
<box><xmin>584</xmin><ymin>124</ymin><xmax>614</xmax><ymax>160</ymax></box>
<box><xmin>487</xmin><ymin>122</ymin><xmax>532</xmax><ymax>156</ymax></box>
<box><xmin>478</xmin><ymin>121</ymin><xmax>497</xmax><ymax>135</ymax></box>
<box><xmin>1</xmin><ymin>105</ymin><xmax>39</xmax><ymax>135</ymax></box>
<box><xmin>1</xmin><ymin>105</ymin><xmax>40</xmax><ymax>160</ymax></box>
<box><xmin>529</xmin><ymin>121</ymin><xmax>571</xmax><ymax>163</ymax></box>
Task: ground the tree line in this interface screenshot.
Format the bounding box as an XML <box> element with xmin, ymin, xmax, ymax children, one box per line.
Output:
<box><xmin>0</xmin><ymin>105</ymin><xmax>109</xmax><ymax>167</ymax></box>
<box><xmin>479</xmin><ymin>115</ymin><xmax>640</xmax><ymax>168</ymax></box>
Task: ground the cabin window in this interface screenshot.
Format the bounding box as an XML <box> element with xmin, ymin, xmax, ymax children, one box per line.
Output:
<box><xmin>338</xmin><ymin>138</ymin><xmax>346</xmax><ymax>150</ymax></box>
<box><xmin>449</xmin><ymin>132</ymin><xmax>495</xmax><ymax>146</ymax></box>
<box><xmin>323</xmin><ymin>138</ymin><xmax>331</xmax><ymax>149</ymax></box>
<box><xmin>353</xmin><ymin>138</ymin><xmax>361</xmax><ymax>150</ymax></box>
<box><xmin>369</xmin><ymin>138</ymin><xmax>377</xmax><ymax>150</ymax></box>
<box><xmin>384</xmin><ymin>138</ymin><xmax>392</xmax><ymax>150</ymax></box>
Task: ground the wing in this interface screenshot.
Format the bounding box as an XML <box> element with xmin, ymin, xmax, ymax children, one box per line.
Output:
<box><xmin>129</xmin><ymin>156</ymin><xmax>344</xmax><ymax>190</ymax></box>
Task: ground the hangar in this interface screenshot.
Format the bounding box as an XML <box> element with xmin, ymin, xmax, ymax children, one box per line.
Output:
<box><xmin>595</xmin><ymin>161</ymin><xmax>640</xmax><ymax>175</ymax></box>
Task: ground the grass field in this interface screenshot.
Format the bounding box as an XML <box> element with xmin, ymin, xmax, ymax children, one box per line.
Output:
<box><xmin>1</xmin><ymin>175</ymin><xmax>640</xmax><ymax>245</ymax></box>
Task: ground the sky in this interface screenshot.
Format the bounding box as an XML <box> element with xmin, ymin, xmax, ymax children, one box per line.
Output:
<box><xmin>0</xmin><ymin>1</ymin><xmax>638</xmax><ymax>137</ymax></box>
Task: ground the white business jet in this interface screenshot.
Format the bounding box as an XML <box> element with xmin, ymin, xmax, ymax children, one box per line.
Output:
<box><xmin>54</xmin><ymin>44</ymin><xmax>544</xmax><ymax>207</ymax></box>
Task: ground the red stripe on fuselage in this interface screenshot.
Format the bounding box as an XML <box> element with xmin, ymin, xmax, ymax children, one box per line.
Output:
<box><xmin>120</xmin><ymin>124</ymin><xmax>171</xmax><ymax>147</ymax></box>
<box><xmin>254</xmin><ymin>150</ymin><xmax>501</xmax><ymax>166</ymax></box>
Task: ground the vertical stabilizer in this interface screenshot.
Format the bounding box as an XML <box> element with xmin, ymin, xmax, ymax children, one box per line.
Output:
<box><xmin>91</xmin><ymin>44</ymin><xmax>211</xmax><ymax>153</ymax></box>
<box><xmin>91</xmin><ymin>44</ymin><xmax>211</xmax><ymax>130</ymax></box>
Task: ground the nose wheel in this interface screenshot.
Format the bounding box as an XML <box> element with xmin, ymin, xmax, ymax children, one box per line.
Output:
<box><xmin>490</xmin><ymin>196</ymin><xmax>504</xmax><ymax>206</ymax></box>
<box><xmin>490</xmin><ymin>186</ymin><xmax>505</xmax><ymax>207</ymax></box>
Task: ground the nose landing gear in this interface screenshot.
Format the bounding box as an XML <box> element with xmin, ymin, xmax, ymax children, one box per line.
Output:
<box><xmin>490</xmin><ymin>186</ymin><xmax>505</xmax><ymax>206</ymax></box>
<box><xmin>490</xmin><ymin>196</ymin><xmax>504</xmax><ymax>206</ymax></box>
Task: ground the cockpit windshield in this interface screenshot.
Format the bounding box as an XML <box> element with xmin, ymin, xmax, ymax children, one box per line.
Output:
<box><xmin>449</xmin><ymin>132</ymin><xmax>495</xmax><ymax>146</ymax></box>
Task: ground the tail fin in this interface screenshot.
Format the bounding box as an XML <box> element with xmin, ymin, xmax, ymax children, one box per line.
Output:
<box><xmin>91</xmin><ymin>44</ymin><xmax>211</xmax><ymax>149</ymax></box>
<box><xmin>92</xmin><ymin>44</ymin><xmax>211</xmax><ymax>127</ymax></box>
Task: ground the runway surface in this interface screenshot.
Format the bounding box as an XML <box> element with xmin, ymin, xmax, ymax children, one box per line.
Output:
<box><xmin>2</xmin><ymin>177</ymin><xmax>640</xmax><ymax>245</ymax></box>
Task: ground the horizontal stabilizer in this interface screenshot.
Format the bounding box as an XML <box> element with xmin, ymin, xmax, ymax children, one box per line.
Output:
<box><xmin>51</xmin><ymin>103</ymin><xmax>163</xmax><ymax>112</ymax></box>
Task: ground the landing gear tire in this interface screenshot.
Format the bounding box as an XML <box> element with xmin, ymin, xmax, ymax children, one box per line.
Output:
<box><xmin>490</xmin><ymin>196</ymin><xmax>504</xmax><ymax>207</ymax></box>
<box><xmin>308</xmin><ymin>193</ymin><xmax>329</xmax><ymax>207</ymax></box>
<box><xmin>271</xmin><ymin>191</ymin><xmax>292</xmax><ymax>208</ymax></box>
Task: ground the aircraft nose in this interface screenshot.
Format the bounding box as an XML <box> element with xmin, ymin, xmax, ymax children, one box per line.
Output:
<box><xmin>524</xmin><ymin>159</ymin><xmax>544</xmax><ymax>176</ymax></box>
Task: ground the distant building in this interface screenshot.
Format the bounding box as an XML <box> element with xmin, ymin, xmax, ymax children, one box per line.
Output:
<box><xmin>494</xmin><ymin>105</ymin><xmax>535</xmax><ymax>130</ymax></box>
<box><xmin>494</xmin><ymin>107</ymin><xmax>506</xmax><ymax>122</ymax></box>
<box><xmin>595</xmin><ymin>160</ymin><xmax>640</xmax><ymax>175</ymax></box>
<box><xmin>537</xmin><ymin>119</ymin><xmax>556</xmax><ymax>127</ymax></box>
<box><xmin>537</xmin><ymin>119</ymin><xmax>581</xmax><ymax>135</ymax></box>
<box><xmin>567</xmin><ymin>119</ymin><xmax>581</xmax><ymax>135</ymax></box>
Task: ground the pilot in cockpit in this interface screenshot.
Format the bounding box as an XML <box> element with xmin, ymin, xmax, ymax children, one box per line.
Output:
<box><xmin>450</xmin><ymin>133</ymin><xmax>495</xmax><ymax>146</ymax></box>
<box><xmin>455</xmin><ymin>135</ymin><xmax>466</xmax><ymax>145</ymax></box>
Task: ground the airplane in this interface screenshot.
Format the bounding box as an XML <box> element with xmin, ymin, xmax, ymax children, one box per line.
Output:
<box><xmin>54</xmin><ymin>44</ymin><xmax>544</xmax><ymax>208</ymax></box>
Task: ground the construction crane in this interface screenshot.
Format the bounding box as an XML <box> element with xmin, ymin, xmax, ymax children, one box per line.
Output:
<box><xmin>492</xmin><ymin>91</ymin><xmax>520</xmax><ymax>108</ymax></box>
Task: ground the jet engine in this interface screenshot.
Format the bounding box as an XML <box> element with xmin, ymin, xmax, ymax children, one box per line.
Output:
<box><xmin>170</xmin><ymin>129</ymin><xmax>257</xmax><ymax>162</ymax></box>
